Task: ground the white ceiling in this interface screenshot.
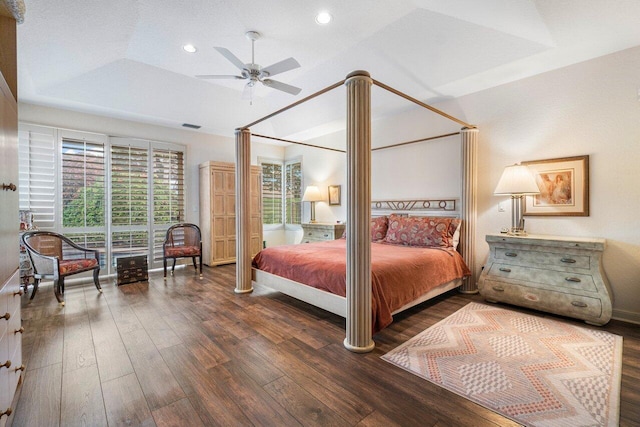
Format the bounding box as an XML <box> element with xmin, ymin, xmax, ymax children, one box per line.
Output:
<box><xmin>17</xmin><ymin>0</ymin><xmax>640</xmax><ymax>140</ymax></box>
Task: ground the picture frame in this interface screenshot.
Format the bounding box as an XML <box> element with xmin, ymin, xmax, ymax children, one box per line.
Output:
<box><xmin>523</xmin><ymin>155</ymin><xmax>589</xmax><ymax>216</ymax></box>
<box><xmin>328</xmin><ymin>185</ymin><xmax>341</xmax><ymax>206</ymax></box>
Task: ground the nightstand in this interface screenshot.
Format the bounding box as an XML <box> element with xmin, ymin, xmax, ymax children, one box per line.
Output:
<box><xmin>301</xmin><ymin>223</ymin><xmax>346</xmax><ymax>243</ymax></box>
<box><xmin>478</xmin><ymin>233</ymin><xmax>613</xmax><ymax>325</ymax></box>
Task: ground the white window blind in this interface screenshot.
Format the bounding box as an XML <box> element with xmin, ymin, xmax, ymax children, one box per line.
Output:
<box><xmin>152</xmin><ymin>148</ymin><xmax>185</xmax><ymax>263</ymax></box>
<box><xmin>261</xmin><ymin>162</ymin><xmax>283</xmax><ymax>224</ymax></box>
<box><xmin>61</xmin><ymin>136</ymin><xmax>107</xmax><ymax>267</ymax></box>
<box><xmin>111</xmin><ymin>143</ymin><xmax>149</xmax><ymax>259</ymax></box>
<box><xmin>285</xmin><ymin>161</ymin><xmax>302</xmax><ymax>225</ymax></box>
<box><xmin>18</xmin><ymin>125</ymin><xmax>56</xmax><ymax>229</ymax></box>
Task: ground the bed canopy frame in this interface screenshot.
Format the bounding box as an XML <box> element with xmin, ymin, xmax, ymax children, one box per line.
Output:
<box><xmin>235</xmin><ymin>70</ymin><xmax>478</xmax><ymax>353</ymax></box>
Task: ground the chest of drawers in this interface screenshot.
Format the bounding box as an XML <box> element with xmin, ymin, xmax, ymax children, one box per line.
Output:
<box><xmin>301</xmin><ymin>223</ymin><xmax>346</xmax><ymax>243</ymax></box>
<box><xmin>478</xmin><ymin>234</ymin><xmax>613</xmax><ymax>325</ymax></box>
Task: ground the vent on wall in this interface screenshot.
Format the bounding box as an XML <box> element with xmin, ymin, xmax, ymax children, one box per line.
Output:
<box><xmin>182</xmin><ymin>123</ymin><xmax>201</xmax><ymax>129</ymax></box>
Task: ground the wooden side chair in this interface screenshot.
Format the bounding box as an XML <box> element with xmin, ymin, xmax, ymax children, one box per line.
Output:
<box><xmin>163</xmin><ymin>223</ymin><xmax>203</xmax><ymax>279</ymax></box>
<box><xmin>20</xmin><ymin>231</ymin><xmax>102</xmax><ymax>306</ymax></box>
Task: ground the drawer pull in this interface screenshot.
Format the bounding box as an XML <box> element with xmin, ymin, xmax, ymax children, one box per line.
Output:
<box><xmin>13</xmin><ymin>289</ymin><xmax>24</xmax><ymax>296</ymax></box>
<box><xmin>0</xmin><ymin>312</ymin><xmax>9</xmax><ymax>321</ymax></box>
<box><xmin>561</xmin><ymin>258</ymin><xmax>576</xmax><ymax>264</ymax></box>
<box><xmin>13</xmin><ymin>364</ymin><xmax>25</xmax><ymax>373</ymax></box>
<box><xmin>0</xmin><ymin>360</ymin><xmax>11</xmax><ymax>369</ymax></box>
<box><xmin>565</xmin><ymin>277</ymin><xmax>581</xmax><ymax>283</ymax></box>
<box><xmin>14</xmin><ymin>327</ymin><xmax>24</xmax><ymax>334</ymax></box>
<box><xmin>492</xmin><ymin>286</ymin><xmax>505</xmax><ymax>292</ymax></box>
<box><xmin>505</xmin><ymin>252</ymin><xmax>518</xmax><ymax>257</ymax></box>
<box><xmin>323</xmin><ymin>234</ymin><xmax>329</xmax><ymax>238</ymax></box>
<box><xmin>499</xmin><ymin>267</ymin><xmax>512</xmax><ymax>273</ymax></box>
<box><xmin>0</xmin><ymin>408</ymin><xmax>11</xmax><ymax>418</ymax></box>
<box><xmin>571</xmin><ymin>301</ymin><xmax>588</xmax><ymax>308</ymax></box>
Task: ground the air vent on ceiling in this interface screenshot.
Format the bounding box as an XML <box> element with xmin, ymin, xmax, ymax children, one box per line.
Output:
<box><xmin>182</xmin><ymin>123</ymin><xmax>201</xmax><ymax>129</ymax></box>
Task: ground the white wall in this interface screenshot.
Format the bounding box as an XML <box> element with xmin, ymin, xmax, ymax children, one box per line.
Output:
<box><xmin>18</xmin><ymin>103</ymin><xmax>285</xmax><ymax>226</ymax></box>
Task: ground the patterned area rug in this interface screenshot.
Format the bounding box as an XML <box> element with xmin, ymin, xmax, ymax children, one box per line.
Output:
<box><xmin>382</xmin><ymin>302</ymin><xmax>622</xmax><ymax>426</ymax></box>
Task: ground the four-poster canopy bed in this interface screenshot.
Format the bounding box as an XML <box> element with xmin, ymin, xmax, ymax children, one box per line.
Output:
<box><xmin>234</xmin><ymin>70</ymin><xmax>478</xmax><ymax>353</ymax></box>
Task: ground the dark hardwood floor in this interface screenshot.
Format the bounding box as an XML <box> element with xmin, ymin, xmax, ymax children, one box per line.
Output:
<box><xmin>11</xmin><ymin>264</ymin><xmax>640</xmax><ymax>426</ymax></box>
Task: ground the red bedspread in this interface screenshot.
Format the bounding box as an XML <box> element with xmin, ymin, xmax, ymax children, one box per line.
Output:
<box><xmin>252</xmin><ymin>240</ymin><xmax>470</xmax><ymax>332</ymax></box>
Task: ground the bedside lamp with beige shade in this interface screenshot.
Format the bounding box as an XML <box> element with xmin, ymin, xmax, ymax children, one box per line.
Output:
<box><xmin>494</xmin><ymin>164</ymin><xmax>540</xmax><ymax>236</ymax></box>
<box><xmin>302</xmin><ymin>185</ymin><xmax>323</xmax><ymax>223</ymax></box>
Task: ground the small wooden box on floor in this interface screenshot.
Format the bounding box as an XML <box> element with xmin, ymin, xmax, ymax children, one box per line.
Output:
<box><xmin>301</xmin><ymin>223</ymin><xmax>346</xmax><ymax>243</ymax></box>
<box><xmin>116</xmin><ymin>255</ymin><xmax>149</xmax><ymax>286</ymax></box>
<box><xmin>478</xmin><ymin>233</ymin><xmax>613</xmax><ymax>325</ymax></box>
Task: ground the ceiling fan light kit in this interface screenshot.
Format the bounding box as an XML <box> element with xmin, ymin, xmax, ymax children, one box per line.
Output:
<box><xmin>196</xmin><ymin>30</ymin><xmax>302</xmax><ymax>99</ymax></box>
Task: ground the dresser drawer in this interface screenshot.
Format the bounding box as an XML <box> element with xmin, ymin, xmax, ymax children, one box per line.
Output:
<box><xmin>482</xmin><ymin>279</ymin><xmax>603</xmax><ymax>322</ymax></box>
<box><xmin>494</xmin><ymin>247</ymin><xmax>591</xmax><ymax>270</ymax></box>
<box><xmin>303</xmin><ymin>229</ymin><xmax>335</xmax><ymax>240</ymax></box>
<box><xmin>486</xmin><ymin>263</ymin><xmax>597</xmax><ymax>292</ymax></box>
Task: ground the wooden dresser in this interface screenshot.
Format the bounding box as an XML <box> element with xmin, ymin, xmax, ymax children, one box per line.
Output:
<box><xmin>199</xmin><ymin>161</ymin><xmax>262</xmax><ymax>266</ymax></box>
<box><xmin>478</xmin><ymin>233</ymin><xmax>613</xmax><ymax>325</ymax></box>
<box><xmin>301</xmin><ymin>223</ymin><xmax>346</xmax><ymax>243</ymax></box>
<box><xmin>0</xmin><ymin>16</ymin><xmax>23</xmax><ymax>424</ymax></box>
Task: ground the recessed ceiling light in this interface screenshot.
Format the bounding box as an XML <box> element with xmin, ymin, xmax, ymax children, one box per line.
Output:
<box><xmin>183</xmin><ymin>44</ymin><xmax>197</xmax><ymax>53</ymax></box>
<box><xmin>315</xmin><ymin>11</ymin><xmax>332</xmax><ymax>25</ymax></box>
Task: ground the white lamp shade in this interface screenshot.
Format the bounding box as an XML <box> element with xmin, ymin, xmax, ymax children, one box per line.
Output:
<box><xmin>494</xmin><ymin>164</ymin><xmax>541</xmax><ymax>195</ymax></box>
<box><xmin>302</xmin><ymin>185</ymin><xmax>323</xmax><ymax>202</ymax></box>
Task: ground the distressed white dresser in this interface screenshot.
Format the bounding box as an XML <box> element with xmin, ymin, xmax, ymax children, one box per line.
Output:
<box><xmin>478</xmin><ymin>233</ymin><xmax>613</xmax><ymax>325</ymax></box>
<box><xmin>301</xmin><ymin>223</ymin><xmax>346</xmax><ymax>243</ymax></box>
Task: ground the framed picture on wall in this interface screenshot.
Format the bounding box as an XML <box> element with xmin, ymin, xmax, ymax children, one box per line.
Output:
<box><xmin>523</xmin><ymin>155</ymin><xmax>589</xmax><ymax>216</ymax></box>
<box><xmin>328</xmin><ymin>185</ymin><xmax>341</xmax><ymax>206</ymax></box>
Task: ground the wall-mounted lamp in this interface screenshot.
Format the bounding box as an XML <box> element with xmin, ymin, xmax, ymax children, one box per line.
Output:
<box><xmin>302</xmin><ymin>185</ymin><xmax>323</xmax><ymax>223</ymax></box>
<box><xmin>494</xmin><ymin>164</ymin><xmax>540</xmax><ymax>235</ymax></box>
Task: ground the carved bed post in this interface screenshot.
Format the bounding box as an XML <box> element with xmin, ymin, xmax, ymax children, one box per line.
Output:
<box><xmin>344</xmin><ymin>70</ymin><xmax>375</xmax><ymax>353</ymax></box>
<box><xmin>459</xmin><ymin>127</ymin><xmax>479</xmax><ymax>293</ymax></box>
<box><xmin>235</xmin><ymin>128</ymin><xmax>253</xmax><ymax>294</ymax></box>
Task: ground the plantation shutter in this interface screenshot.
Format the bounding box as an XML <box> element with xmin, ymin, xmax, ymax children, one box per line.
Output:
<box><xmin>18</xmin><ymin>125</ymin><xmax>56</xmax><ymax>229</ymax></box>
<box><xmin>152</xmin><ymin>148</ymin><xmax>185</xmax><ymax>263</ymax></box>
<box><xmin>111</xmin><ymin>142</ymin><xmax>150</xmax><ymax>258</ymax></box>
<box><xmin>60</xmin><ymin>135</ymin><xmax>107</xmax><ymax>266</ymax></box>
<box><xmin>261</xmin><ymin>162</ymin><xmax>283</xmax><ymax>224</ymax></box>
<box><xmin>285</xmin><ymin>161</ymin><xmax>302</xmax><ymax>225</ymax></box>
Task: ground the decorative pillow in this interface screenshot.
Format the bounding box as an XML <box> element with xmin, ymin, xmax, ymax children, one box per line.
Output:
<box><xmin>370</xmin><ymin>216</ymin><xmax>388</xmax><ymax>242</ymax></box>
<box><xmin>340</xmin><ymin>216</ymin><xmax>389</xmax><ymax>241</ymax></box>
<box><xmin>384</xmin><ymin>214</ymin><xmax>458</xmax><ymax>248</ymax></box>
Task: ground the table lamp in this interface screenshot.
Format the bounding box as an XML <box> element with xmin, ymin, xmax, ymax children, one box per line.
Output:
<box><xmin>494</xmin><ymin>164</ymin><xmax>540</xmax><ymax>235</ymax></box>
<box><xmin>302</xmin><ymin>185</ymin><xmax>323</xmax><ymax>223</ymax></box>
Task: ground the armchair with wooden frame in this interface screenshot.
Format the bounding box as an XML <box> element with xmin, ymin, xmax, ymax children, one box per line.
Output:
<box><xmin>20</xmin><ymin>231</ymin><xmax>102</xmax><ymax>306</ymax></box>
<box><xmin>163</xmin><ymin>223</ymin><xmax>203</xmax><ymax>279</ymax></box>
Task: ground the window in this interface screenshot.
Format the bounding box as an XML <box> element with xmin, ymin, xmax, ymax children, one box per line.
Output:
<box><xmin>152</xmin><ymin>147</ymin><xmax>185</xmax><ymax>263</ymax></box>
<box><xmin>260</xmin><ymin>158</ymin><xmax>302</xmax><ymax>226</ymax></box>
<box><xmin>111</xmin><ymin>141</ymin><xmax>149</xmax><ymax>260</ymax></box>
<box><xmin>19</xmin><ymin>126</ymin><xmax>185</xmax><ymax>274</ymax></box>
<box><xmin>60</xmin><ymin>132</ymin><xmax>108</xmax><ymax>267</ymax></box>
<box><xmin>261</xmin><ymin>162</ymin><xmax>283</xmax><ymax>224</ymax></box>
<box><xmin>285</xmin><ymin>161</ymin><xmax>302</xmax><ymax>224</ymax></box>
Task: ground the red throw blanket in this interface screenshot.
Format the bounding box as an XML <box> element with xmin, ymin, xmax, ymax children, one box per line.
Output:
<box><xmin>252</xmin><ymin>240</ymin><xmax>470</xmax><ymax>332</ymax></box>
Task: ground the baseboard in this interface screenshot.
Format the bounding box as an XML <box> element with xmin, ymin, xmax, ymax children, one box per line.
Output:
<box><xmin>612</xmin><ymin>308</ymin><xmax>640</xmax><ymax>325</ymax></box>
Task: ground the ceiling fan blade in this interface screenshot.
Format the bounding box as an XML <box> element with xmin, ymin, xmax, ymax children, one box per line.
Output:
<box><xmin>262</xmin><ymin>79</ymin><xmax>301</xmax><ymax>95</ymax></box>
<box><xmin>242</xmin><ymin>83</ymin><xmax>255</xmax><ymax>100</ymax></box>
<box><xmin>195</xmin><ymin>74</ymin><xmax>245</xmax><ymax>79</ymax></box>
<box><xmin>260</xmin><ymin>57</ymin><xmax>300</xmax><ymax>77</ymax></box>
<box><xmin>213</xmin><ymin>47</ymin><xmax>247</xmax><ymax>71</ymax></box>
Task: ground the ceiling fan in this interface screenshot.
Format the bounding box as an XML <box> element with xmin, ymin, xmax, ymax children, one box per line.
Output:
<box><xmin>196</xmin><ymin>31</ymin><xmax>302</xmax><ymax>100</ymax></box>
